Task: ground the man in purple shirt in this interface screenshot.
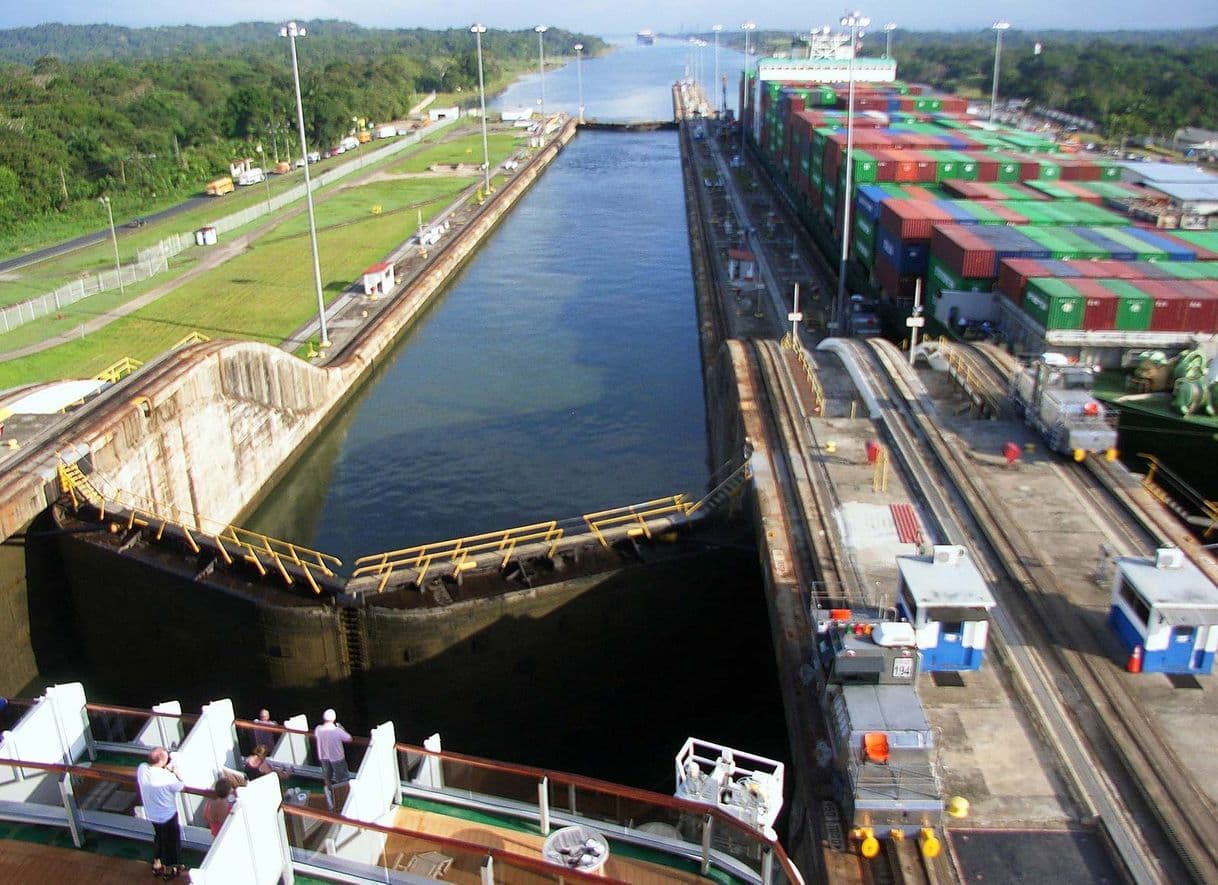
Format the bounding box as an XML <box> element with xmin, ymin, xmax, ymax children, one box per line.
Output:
<box><xmin>314</xmin><ymin>708</ymin><xmax>352</xmax><ymax>797</ymax></box>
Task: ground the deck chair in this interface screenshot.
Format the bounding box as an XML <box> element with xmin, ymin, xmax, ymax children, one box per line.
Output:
<box><xmin>392</xmin><ymin>850</ymin><xmax>453</xmax><ymax>878</ymax></box>
<box><xmin>863</xmin><ymin>732</ymin><xmax>889</xmax><ymax>765</ymax></box>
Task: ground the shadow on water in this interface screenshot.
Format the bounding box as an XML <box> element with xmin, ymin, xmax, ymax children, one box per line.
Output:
<box><xmin>41</xmin><ymin>528</ymin><xmax>785</xmax><ymax>793</ymax></box>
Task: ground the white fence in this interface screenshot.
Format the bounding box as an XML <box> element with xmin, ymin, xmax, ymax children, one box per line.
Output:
<box><xmin>1</xmin><ymin>117</ymin><xmax>458</xmax><ymax>340</ymax></box>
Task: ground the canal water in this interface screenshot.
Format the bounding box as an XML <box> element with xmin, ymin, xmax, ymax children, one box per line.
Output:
<box><xmin>45</xmin><ymin>39</ymin><xmax>789</xmax><ymax>795</ymax></box>
<box><xmin>494</xmin><ymin>35</ymin><xmax>746</xmax><ymax>123</ymax></box>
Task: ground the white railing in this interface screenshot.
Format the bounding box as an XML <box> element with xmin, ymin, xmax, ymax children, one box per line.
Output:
<box><xmin>1</xmin><ymin>117</ymin><xmax>459</xmax><ymax>339</ymax></box>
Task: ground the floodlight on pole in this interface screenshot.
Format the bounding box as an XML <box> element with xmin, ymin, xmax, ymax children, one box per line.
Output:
<box><xmin>834</xmin><ymin>11</ymin><xmax>870</xmax><ymax>334</ymax></box>
<box><xmin>711</xmin><ymin>25</ymin><xmax>722</xmax><ymax>117</ymax></box>
<box><xmin>99</xmin><ymin>196</ymin><xmax>123</xmax><ymax>295</ymax></box>
<box><xmin>574</xmin><ymin>43</ymin><xmax>585</xmax><ymax>124</ymax></box>
<box><xmin>884</xmin><ymin>22</ymin><xmax>896</xmax><ymax>59</ymax></box>
<box><xmin>990</xmin><ymin>20</ymin><xmax>1010</xmax><ymax>125</ymax></box>
<box><xmin>740</xmin><ymin>21</ymin><xmax>756</xmax><ymax>160</ymax></box>
<box><xmin>280</xmin><ymin>21</ymin><xmax>329</xmax><ymax>349</ymax></box>
<box><xmin>535</xmin><ymin>25</ymin><xmax>548</xmax><ymax>123</ymax></box>
<box><xmin>471</xmin><ymin>24</ymin><xmax>491</xmax><ymax>195</ymax></box>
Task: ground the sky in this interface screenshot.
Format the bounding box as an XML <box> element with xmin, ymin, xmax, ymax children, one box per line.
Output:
<box><xmin>3</xmin><ymin>1</ymin><xmax>1217</xmax><ymax>34</ymax></box>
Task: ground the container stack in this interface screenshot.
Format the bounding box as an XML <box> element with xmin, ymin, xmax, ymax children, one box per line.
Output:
<box><xmin>742</xmin><ymin>63</ymin><xmax>1218</xmax><ymax>347</ymax></box>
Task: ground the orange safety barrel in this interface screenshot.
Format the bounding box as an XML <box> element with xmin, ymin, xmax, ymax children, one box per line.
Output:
<box><xmin>864</xmin><ymin>732</ymin><xmax>890</xmax><ymax>764</ymax></box>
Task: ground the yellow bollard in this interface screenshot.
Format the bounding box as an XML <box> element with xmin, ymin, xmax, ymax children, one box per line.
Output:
<box><xmin>825</xmin><ymin>441</ymin><xmax>837</xmax><ymax>454</ymax></box>
<box><xmin>919</xmin><ymin>827</ymin><xmax>941</xmax><ymax>859</ymax></box>
<box><xmin>947</xmin><ymin>795</ymin><xmax>970</xmax><ymax>818</ymax></box>
<box><xmin>1073</xmin><ymin>448</ymin><xmax>1086</xmax><ymax>463</ymax></box>
<box><xmin>854</xmin><ymin>827</ymin><xmax>879</xmax><ymax>859</ymax></box>
<box><xmin>1105</xmin><ymin>448</ymin><xmax>1119</xmax><ymax>461</ymax></box>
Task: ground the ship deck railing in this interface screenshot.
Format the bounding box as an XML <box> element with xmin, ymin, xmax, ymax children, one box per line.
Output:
<box><xmin>0</xmin><ymin>693</ymin><xmax>803</xmax><ymax>885</ymax></box>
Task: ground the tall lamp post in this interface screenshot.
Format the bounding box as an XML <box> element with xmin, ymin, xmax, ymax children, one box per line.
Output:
<box><xmin>98</xmin><ymin>196</ymin><xmax>123</xmax><ymax>295</ymax></box>
<box><xmin>884</xmin><ymin>22</ymin><xmax>896</xmax><ymax>59</ymax></box>
<box><xmin>990</xmin><ymin>20</ymin><xmax>1010</xmax><ymax>125</ymax></box>
<box><xmin>471</xmin><ymin>24</ymin><xmax>492</xmax><ymax>195</ymax></box>
<box><xmin>281</xmin><ymin>20</ymin><xmax>329</xmax><ymax>349</ymax></box>
<box><xmin>711</xmin><ymin>25</ymin><xmax>723</xmax><ymax>118</ymax></box>
<box><xmin>574</xmin><ymin>43</ymin><xmax>585</xmax><ymax>124</ymax></box>
<box><xmin>834</xmin><ymin>11</ymin><xmax>869</xmax><ymax>333</ymax></box>
<box><xmin>535</xmin><ymin>25</ymin><xmax>548</xmax><ymax>123</ymax></box>
<box><xmin>740</xmin><ymin>21</ymin><xmax>756</xmax><ymax>160</ymax></box>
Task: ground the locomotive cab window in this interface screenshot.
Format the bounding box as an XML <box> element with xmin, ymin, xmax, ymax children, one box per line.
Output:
<box><xmin>1117</xmin><ymin>578</ymin><xmax>1151</xmax><ymax>626</ymax></box>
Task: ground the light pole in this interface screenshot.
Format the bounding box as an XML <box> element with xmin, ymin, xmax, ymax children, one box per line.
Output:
<box><xmin>884</xmin><ymin>22</ymin><xmax>896</xmax><ymax>59</ymax></box>
<box><xmin>280</xmin><ymin>20</ymin><xmax>329</xmax><ymax>349</ymax></box>
<box><xmin>574</xmin><ymin>43</ymin><xmax>585</xmax><ymax>124</ymax></box>
<box><xmin>711</xmin><ymin>25</ymin><xmax>722</xmax><ymax>118</ymax></box>
<box><xmin>990</xmin><ymin>20</ymin><xmax>1010</xmax><ymax>125</ymax></box>
<box><xmin>254</xmin><ymin>144</ymin><xmax>272</xmax><ymax>212</ymax></box>
<box><xmin>471</xmin><ymin>24</ymin><xmax>492</xmax><ymax>195</ymax></box>
<box><xmin>740</xmin><ymin>21</ymin><xmax>756</xmax><ymax>160</ymax></box>
<box><xmin>99</xmin><ymin>196</ymin><xmax>123</xmax><ymax>294</ymax></box>
<box><xmin>535</xmin><ymin>25</ymin><xmax>548</xmax><ymax>124</ymax></box>
<box><xmin>835</xmin><ymin>11</ymin><xmax>870</xmax><ymax>334</ymax></box>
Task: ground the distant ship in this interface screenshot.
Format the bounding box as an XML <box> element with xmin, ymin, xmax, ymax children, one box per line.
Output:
<box><xmin>637</xmin><ymin>29</ymin><xmax>656</xmax><ymax>45</ymax></box>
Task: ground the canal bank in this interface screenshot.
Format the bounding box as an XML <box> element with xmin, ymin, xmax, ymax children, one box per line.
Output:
<box><xmin>0</xmin><ymin>120</ymin><xmax>577</xmax><ymax>695</ymax></box>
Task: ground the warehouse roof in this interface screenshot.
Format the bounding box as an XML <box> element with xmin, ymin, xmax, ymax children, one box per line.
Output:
<box><xmin>1145</xmin><ymin>182</ymin><xmax>1218</xmax><ymax>203</ymax></box>
<box><xmin>1119</xmin><ymin>161</ymin><xmax>1217</xmax><ymax>183</ymax></box>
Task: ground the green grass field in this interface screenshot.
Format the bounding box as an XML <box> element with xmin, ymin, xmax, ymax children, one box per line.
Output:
<box><xmin>0</xmin><ymin>177</ymin><xmax>473</xmax><ymax>388</ymax></box>
<box><xmin>0</xmin><ymin>121</ymin><xmax>480</xmax><ymax>308</ymax></box>
<box><xmin>388</xmin><ymin>131</ymin><xmax>527</xmax><ymax>175</ymax></box>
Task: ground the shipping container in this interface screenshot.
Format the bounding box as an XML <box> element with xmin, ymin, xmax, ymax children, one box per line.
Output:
<box><xmin>877</xmin><ymin>227</ymin><xmax>930</xmax><ymax>274</ymax></box>
<box><xmin>880</xmin><ymin>199</ymin><xmax>955</xmax><ymax>241</ymax></box>
<box><xmin>1060</xmin><ymin>279</ymin><xmax>1117</xmax><ymax>330</ymax></box>
<box><xmin>1023</xmin><ymin>279</ymin><xmax>1085</xmax><ymax>330</ymax></box>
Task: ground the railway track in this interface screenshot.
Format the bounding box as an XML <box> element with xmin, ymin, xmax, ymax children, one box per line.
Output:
<box><xmin>854</xmin><ymin>336</ymin><xmax>1218</xmax><ymax>883</ymax></box>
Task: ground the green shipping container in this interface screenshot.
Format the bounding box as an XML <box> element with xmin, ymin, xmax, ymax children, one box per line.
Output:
<box><xmin>996</xmin><ymin>159</ymin><xmax>1021</xmax><ymax>183</ymax></box>
<box><xmin>1021</xmin><ymin>226</ymin><xmax>1075</xmax><ymax>258</ymax></box>
<box><xmin>1099</xmin><ymin>279</ymin><xmax>1153</xmax><ymax>331</ymax></box>
<box><xmin>852</xmin><ymin>150</ymin><xmax>877</xmax><ymax>183</ymax></box>
<box><xmin>928</xmin><ymin>257</ymin><xmax>994</xmax><ymax>295</ymax></box>
<box><xmin>1094</xmin><ymin>226</ymin><xmax>1166</xmax><ymax>260</ymax></box>
<box><xmin>1023</xmin><ymin>279</ymin><xmax>1084</xmax><ymax>330</ymax></box>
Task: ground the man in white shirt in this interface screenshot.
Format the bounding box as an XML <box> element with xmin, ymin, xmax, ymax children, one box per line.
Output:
<box><xmin>314</xmin><ymin>708</ymin><xmax>352</xmax><ymax>798</ymax></box>
<box><xmin>136</xmin><ymin>746</ymin><xmax>186</xmax><ymax>879</ymax></box>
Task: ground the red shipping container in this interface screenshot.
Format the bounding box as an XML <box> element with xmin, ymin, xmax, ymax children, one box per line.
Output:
<box><xmin>894</xmin><ymin>155</ymin><xmax>918</xmax><ymax>182</ymax></box>
<box><xmin>1069</xmin><ymin>279</ymin><xmax>1118</xmax><ymax>330</ymax></box>
<box><xmin>880</xmin><ymin>199</ymin><xmax>955</xmax><ymax>241</ymax></box>
<box><xmin>997</xmin><ymin>258</ymin><xmax>1051</xmax><ymax>305</ymax></box>
<box><xmin>975</xmin><ymin>157</ymin><xmax>1000</xmax><ymax>182</ymax></box>
<box><xmin>1131</xmin><ymin>281</ymin><xmax>1188</xmax><ymax>331</ymax></box>
<box><xmin>932</xmin><ymin>224</ymin><xmax>997</xmax><ymax>278</ymax></box>
<box><xmin>903</xmin><ymin>185</ymin><xmax>939</xmax><ymax>201</ymax></box>
<box><xmin>1057</xmin><ymin>159</ymin><xmax>1102</xmax><ymax>182</ymax></box>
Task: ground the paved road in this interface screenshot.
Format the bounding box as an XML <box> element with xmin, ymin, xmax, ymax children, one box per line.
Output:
<box><xmin>0</xmin><ymin>195</ymin><xmax>212</xmax><ymax>274</ymax></box>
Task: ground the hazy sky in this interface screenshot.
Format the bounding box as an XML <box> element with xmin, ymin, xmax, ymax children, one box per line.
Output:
<box><xmin>4</xmin><ymin>1</ymin><xmax>1217</xmax><ymax>34</ymax></box>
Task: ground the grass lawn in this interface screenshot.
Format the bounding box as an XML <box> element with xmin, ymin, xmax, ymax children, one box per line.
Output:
<box><xmin>0</xmin><ymin>120</ymin><xmax>477</xmax><ymax>308</ymax></box>
<box><xmin>388</xmin><ymin>131</ymin><xmax>527</xmax><ymax>175</ymax></box>
<box><xmin>0</xmin><ymin>175</ymin><xmax>474</xmax><ymax>388</ymax></box>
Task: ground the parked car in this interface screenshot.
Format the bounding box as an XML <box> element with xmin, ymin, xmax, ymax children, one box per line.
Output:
<box><xmin>125</xmin><ymin>218</ymin><xmax>146</xmax><ymax>228</ymax></box>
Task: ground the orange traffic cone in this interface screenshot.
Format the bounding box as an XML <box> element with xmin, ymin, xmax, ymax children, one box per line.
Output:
<box><xmin>1126</xmin><ymin>645</ymin><xmax>1143</xmax><ymax>674</ymax></box>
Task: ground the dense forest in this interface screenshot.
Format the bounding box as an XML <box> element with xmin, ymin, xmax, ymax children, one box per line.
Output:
<box><xmin>0</xmin><ymin>22</ymin><xmax>604</xmax><ymax>240</ymax></box>
<box><xmin>730</xmin><ymin>27</ymin><xmax>1218</xmax><ymax>139</ymax></box>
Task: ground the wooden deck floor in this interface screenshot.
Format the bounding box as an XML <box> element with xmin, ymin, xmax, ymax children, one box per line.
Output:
<box><xmin>388</xmin><ymin>807</ymin><xmax>713</xmax><ymax>883</ymax></box>
<box><xmin>0</xmin><ymin>839</ymin><xmax>155</xmax><ymax>884</ymax></box>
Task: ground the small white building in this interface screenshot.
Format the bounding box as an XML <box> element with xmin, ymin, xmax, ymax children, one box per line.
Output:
<box><xmin>194</xmin><ymin>226</ymin><xmax>218</xmax><ymax>246</ymax></box>
<box><xmin>428</xmin><ymin>106</ymin><xmax>460</xmax><ymax>123</ymax></box>
<box><xmin>361</xmin><ymin>261</ymin><xmax>395</xmax><ymax>297</ymax></box>
<box><xmin>728</xmin><ymin>249</ymin><xmax>757</xmax><ymax>282</ymax></box>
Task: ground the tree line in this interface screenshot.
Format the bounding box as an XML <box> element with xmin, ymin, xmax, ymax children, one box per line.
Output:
<box><xmin>0</xmin><ymin>21</ymin><xmax>604</xmax><ymax>240</ymax></box>
<box><xmin>722</xmin><ymin>27</ymin><xmax>1218</xmax><ymax>140</ymax></box>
